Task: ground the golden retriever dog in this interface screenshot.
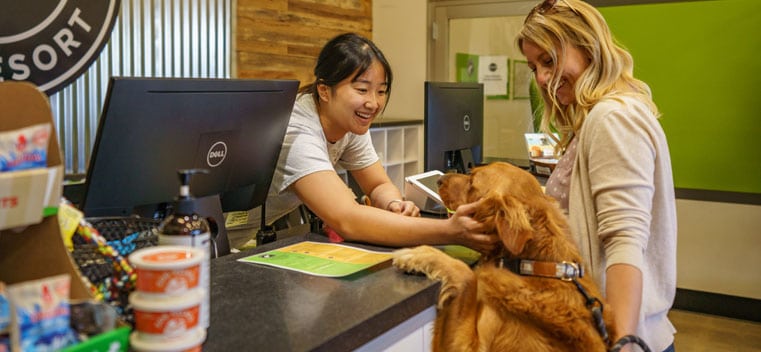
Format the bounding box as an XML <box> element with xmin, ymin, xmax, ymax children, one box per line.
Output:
<box><xmin>393</xmin><ymin>162</ymin><xmax>616</xmax><ymax>352</ymax></box>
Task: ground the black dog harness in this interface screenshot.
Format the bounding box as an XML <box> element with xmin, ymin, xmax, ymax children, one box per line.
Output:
<box><xmin>499</xmin><ymin>257</ymin><xmax>652</xmax><ymax>352</ymax></box>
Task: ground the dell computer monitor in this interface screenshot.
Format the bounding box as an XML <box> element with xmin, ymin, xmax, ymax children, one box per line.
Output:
<box><xmin>424</xmin><ymin>81</ymin><xmax>484</xmax><ymax>173</ymax></box>
<box><xmin>80</xmin><ymin>77</ymin><xmax>298</xmax><ymax>219</ymax></box>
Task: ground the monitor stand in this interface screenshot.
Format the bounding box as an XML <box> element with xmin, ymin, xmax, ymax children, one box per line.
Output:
<box><xmin>445</xmin><ymin>148</ymin><xmax>477</xmax><ymax>174</ymax></box>
<box><xmin>457</xmin><ymin>148</ymin><xmax>476</xmax><ymax>173</ymax></box>
<box><xmin>193</xmin><ymin>194</ymin><xmax>230</xmax><ymax>258</ymax></box>
<box><xmin>133</xmin><ymin>195</ymin><xmax>230</xmax><ymax>258</ymax></box>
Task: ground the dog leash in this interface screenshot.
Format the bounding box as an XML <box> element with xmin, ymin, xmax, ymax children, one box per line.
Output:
<box><xmin>499</xmin><ymin>258</ymin><xmax>652</xmax><ymax>352</ymax></box>
<box><xmin>570</xmin><ymin>277</ymin><xmax>611</xmax><ymax>346</ymax></box>
<box><xmin>571</xmin><ymin>278</ymin><xmax>653</xmax><ymax>352</ymax></box>
<box><xmin>499</xmin><ymin>258</ymin><xmax>610</xmax><ymax>343</ymax></box>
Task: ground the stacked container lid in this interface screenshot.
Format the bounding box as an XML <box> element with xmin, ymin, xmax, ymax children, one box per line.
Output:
<box><xmin>128</xmin><ymin>246</ymin><xmax>207</xmax><ymax>351</ymax></box>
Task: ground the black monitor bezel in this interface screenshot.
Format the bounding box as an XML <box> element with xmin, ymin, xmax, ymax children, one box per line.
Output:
<box><xmin>424</xmin><ymin>81</ymin><xmax>484</xmax><ymax>173</ymax></box>
<box><xmin>80</xmin><ymin>77</ymin><xmax>298</xmax><ymax>218</ymax></box>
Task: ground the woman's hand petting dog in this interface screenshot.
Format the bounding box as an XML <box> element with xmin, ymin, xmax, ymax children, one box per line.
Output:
<box><xmin>446</xmin><ymin>199</ymin><xmax>499</xmax><ymax>254</ymax></box>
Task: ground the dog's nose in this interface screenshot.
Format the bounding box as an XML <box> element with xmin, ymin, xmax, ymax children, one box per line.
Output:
<box><xmin>437</xmin><ymin>178</ymin><xmax>443</xmax><ymax>187</ymax></box>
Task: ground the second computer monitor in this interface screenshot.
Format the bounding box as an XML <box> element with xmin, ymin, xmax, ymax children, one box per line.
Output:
<box><xmin>424</xmin><ymin>81</ymin><xmax>484</xmax><ymax>173</ymax></box>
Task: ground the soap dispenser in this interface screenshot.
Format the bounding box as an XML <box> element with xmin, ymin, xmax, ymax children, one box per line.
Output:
<box><xmin>157</xmin><ymin>168</ymin><xmax>211</xmax><ymax>329</ymax></box>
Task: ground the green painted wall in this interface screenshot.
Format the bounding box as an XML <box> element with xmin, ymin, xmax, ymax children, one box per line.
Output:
<box><xmin>599</xmin><ymin>0</ymin><xmax>761</xmax><ymax>194</ymax></box>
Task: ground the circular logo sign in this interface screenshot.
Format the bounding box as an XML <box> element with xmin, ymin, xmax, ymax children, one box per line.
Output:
<box><xmin>207</xmin><ymin>141</ymin><xmax>228</xmax><ymax>168</ymax></box>
<box><xmin>462</xmin><ymin>114</ymin><xmax>471</xmax><ymax>132</ymax></box>
<box><xmin>0</xmin><ymin>0</ymin><xmax>120</xmax><ymax>95</ymax></box>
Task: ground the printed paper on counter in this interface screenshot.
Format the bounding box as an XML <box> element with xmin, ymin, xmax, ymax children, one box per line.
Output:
<box><xmin>238</xmin><ymin>241</ymin><xmax>392</xmax><ymax>277</ymax></box>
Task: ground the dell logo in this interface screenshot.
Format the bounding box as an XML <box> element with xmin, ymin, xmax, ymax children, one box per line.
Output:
<box><xmin>462</xmin><ymin>114</ymin><xmax>471</xmax><ymax>132</ymax></box>
<box><xmin>207</xmin><ymin>141</ymin><xmax>227</xmax><ymax>167</ymax></box>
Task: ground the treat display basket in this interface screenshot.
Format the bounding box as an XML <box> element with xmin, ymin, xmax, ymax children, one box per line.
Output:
<box><xmin>70</xmin><ymin>215</ymin><xmax>160</xmax><ymax>324</ymax></box>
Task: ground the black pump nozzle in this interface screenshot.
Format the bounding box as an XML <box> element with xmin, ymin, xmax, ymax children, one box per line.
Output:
<box><xmin>176</xmin><ymin>168</ymin><xmax>210</xmax><ymax>214</ymax></box>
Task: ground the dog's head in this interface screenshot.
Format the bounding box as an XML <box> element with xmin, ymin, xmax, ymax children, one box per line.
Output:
<box><xmin>438</xmin><ymin>162</ymin><xmax>568</xmax><ymax>258</ymax></box>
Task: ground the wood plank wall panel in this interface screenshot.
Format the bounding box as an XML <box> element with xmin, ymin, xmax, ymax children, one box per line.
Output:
<box><xmin>236</xmin><ymin>0</ymin><xmax>373</xmax><ymax>86</ymax></box>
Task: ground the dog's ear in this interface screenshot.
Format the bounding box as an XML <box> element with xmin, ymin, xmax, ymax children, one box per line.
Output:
<box><xmin>494</xmin><ymin>194</ymin><xmax>534</xmax><ymax>255</ymax></box>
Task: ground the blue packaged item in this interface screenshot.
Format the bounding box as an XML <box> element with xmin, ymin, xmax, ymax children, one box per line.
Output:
<box><xmin>6</xmin><ymin>274</ymin><xmax>78</xmax><ymax>352</ymax></box>
<box><xmin>0</xmin><ymin>283</ymin><xmax>8</xmax><ymax>333</ymax></box>
<box><xmin>0</xmin><ymin>282</ymin><xmax>8</xmax><ymax>352</ymax></box>
<box><xmin>0</xmin><ymin>333</ymin><xmax>9</xmax><ymax>352</ymax></box>
<box><xmin>0</xmin><ymin>123</ymin><xmax>50</xmax><ymax>172</ymax></box>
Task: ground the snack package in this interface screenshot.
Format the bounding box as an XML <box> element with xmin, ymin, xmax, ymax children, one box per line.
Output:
<box><xmin>0</xmin><ymin>331</ymin><xmax>7</xmax><ymax>352</ymax></box>
<box><xmin>0</xmin><ymin>331</ymin><xmax>7</xmax><ymax>351</ymax></box>
<box><xmin>69</xmin><ymin>300</ymin><xmax>118</xmax><ymax>337</ymax></box>
<box><xmin>0</xmin><ymin>282</ymin><xmax>9</xmax><ymax>352</ymax></box>
<box><xmin>0</xmin><ymin>123</ymin><xmax>50</xmax><ymax>172</ymax></box>
<box><xmin>6</xmin><ymin>274</ymin><xmax>78</xmax><ymax>351</ymax></box>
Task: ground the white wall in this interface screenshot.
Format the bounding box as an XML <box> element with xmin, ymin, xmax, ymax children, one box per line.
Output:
<box><xmin>676</xmin><ymin>200</ymin><xmax>761</xmax><ymax>299</ymax></box>
<box><xmin>373</xmin><ymin>3</ymin><xmax>535</xmax><ymax>160</ymax></box>
<box><xmin>372</xmin><ymin>0</ymin><xmax>428</xmax><ymax>121</ymax></box>
<box><xmin>448</xmin><ymin>16</ymin><xmax>534</xmax><ymax>162</ymax></box>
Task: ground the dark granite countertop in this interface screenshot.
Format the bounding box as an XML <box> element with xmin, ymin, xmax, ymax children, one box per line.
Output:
<box><xmin>203</xmin><ymin>233</ymin><xmax>439</xmax><ymax>351</ymax></box>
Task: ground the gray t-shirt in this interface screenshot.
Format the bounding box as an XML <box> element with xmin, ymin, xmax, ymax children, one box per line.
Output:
<box><xmin>263</xmin><ymin>93</ymin><xmax>379</xmax><ymax>225</ymax></box>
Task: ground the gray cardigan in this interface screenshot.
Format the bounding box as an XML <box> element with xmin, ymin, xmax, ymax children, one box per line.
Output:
<box><xmin>569</xmin><ymin>95</ymin><xmax>677</xmax><ymax>351</ymax></box>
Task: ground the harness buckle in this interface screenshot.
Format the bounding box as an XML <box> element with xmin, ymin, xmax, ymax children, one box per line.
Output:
<box><xmin>559</xmin><ymin>261</ymin><xmax>582</xmax><ymax>281</ymax></box>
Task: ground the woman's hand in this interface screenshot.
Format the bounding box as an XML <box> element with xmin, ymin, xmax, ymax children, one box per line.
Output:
<box><xmin>448</xmin><ymin>200</ymin><xmax>498</xmax><ymax>253</ymax></box>
<box><xmin>386</xmin><ymin>199</ymin><xmax>420</xmax><ymax>217</ymax></box>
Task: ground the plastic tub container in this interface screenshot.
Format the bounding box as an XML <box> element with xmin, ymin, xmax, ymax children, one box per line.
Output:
<box><xmin>129</xmin><ymin>246</ymin><xmax>204</xmax><ymax>295</ymax></box>
<box><xmin>130</xmin><ymin>289</ymin><xmax>204</xmax><ymax>338</ymax></box>
<box><xmin>130</xmin><ymin>327</ymin><xmax>206</xmax><ymax>352</ymax></box>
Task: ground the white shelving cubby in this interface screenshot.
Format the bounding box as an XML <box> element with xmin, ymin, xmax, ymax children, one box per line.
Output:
<box><xmin>369</xmin><ymin>123</ymin><xmax>423</xmax><ymax>192</ymax></box>
<box><xmin>336</xmin><ymin>122</ymin><xmax>423</xmax><ymax>199</ymax></box>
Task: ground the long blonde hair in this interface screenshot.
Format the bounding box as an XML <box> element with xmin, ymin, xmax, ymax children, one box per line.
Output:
<box><xmin>517</xmin><ymin>0</ymin><xmax>658</xmax><ymax>152</ymax></box>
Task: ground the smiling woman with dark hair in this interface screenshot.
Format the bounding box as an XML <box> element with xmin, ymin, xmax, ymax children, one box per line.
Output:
<box><xmin>246</xmin><ymin>32</ymin><xmax>498</xmax><ymax>253</ymax></box>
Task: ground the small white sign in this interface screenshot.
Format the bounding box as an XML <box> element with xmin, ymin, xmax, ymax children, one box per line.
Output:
<box><xmin>478</xmin><ymin>55</ymin><xmax>508</xmax><ymax>96</ymax></box>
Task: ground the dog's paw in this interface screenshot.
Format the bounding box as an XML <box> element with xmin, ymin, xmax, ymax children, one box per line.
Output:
<box><xmin>392</xmin><ymin>246</ymin><xmax>429</xmax><ymax>275</ymax></box>
<box><xmin>392</xmin><ymin>245</ymin><xmax>445</xmax><ymax>275</ymax></box>
<box><xmin>392</xmin><ymin>246</ymin><xmax>470</xmax><ymax>280</ymax></box>
<box><xmin>393</xmin><ymin>246</ymin><xmax>476</xmax><ymax>310</ymax></box>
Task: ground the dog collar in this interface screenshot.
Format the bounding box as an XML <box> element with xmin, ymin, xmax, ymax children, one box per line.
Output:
<box><xmin>500</xmin><ymin>257</ymin><xmax>610</xmax><ymax>345</ymax></box>
<box><xmin>498</xmin><ymin>258</ymin><xmax>583</xmax><ymax>281</ymax></box>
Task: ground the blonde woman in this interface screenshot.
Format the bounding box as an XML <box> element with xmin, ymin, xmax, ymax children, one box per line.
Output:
<box><xmin>519</xmin><ymin>1</ymin><xmax>677</xmax><ymax>351</ymax></box>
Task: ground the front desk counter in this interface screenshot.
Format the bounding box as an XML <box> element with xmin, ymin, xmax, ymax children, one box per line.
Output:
<box><xmin>204</xmin><ymin>232</ymin><xmax>440</xmax><ymax>351</ymax></box>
